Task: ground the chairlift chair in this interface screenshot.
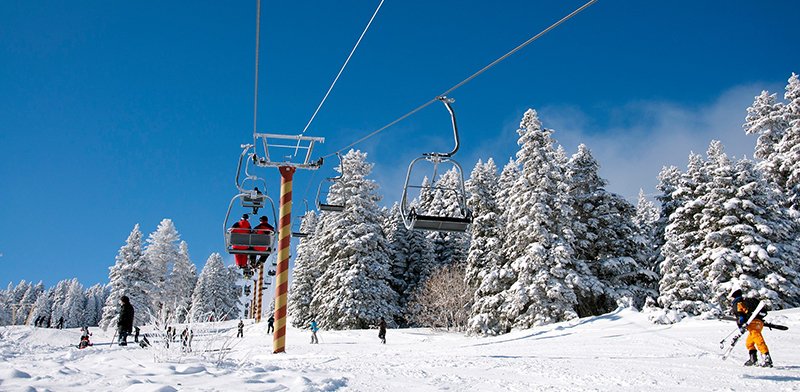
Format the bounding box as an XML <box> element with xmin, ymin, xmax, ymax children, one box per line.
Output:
<box><xmin>223</xmin><ymin>192</ymin><xmax>278</xmax><ymax>256</ymax></box>
<box><xmin>315</xmin><ymin>152</ymin><xmax>346</xmax><ymax>212</ymax></box>
<box><xmin>291</xmin><ymin>200</ymin><xmax>312</xmax><ymax>238</ymax></box>
<box><xmin>400</xmin><ymin>97</ymin><xmax>472</xmax><ymax>232</ymax></box>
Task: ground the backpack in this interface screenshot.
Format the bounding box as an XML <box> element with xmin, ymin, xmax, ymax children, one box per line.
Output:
<box><xmin>743</xmin><ymin>297</ymin><xmax>768</xmax><ymax>319</ymax></box>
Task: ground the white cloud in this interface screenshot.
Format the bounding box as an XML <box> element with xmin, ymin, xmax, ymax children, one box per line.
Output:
<box><xmin>537</xmin><ymin>84</ymin><xmax>777</xmax><ymax>201</ymax></box>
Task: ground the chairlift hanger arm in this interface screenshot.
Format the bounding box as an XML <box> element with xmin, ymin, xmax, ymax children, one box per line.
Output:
<box><xmin>423</xmin><ymin>97</ymin><xmax>460</xmax><ymax>159</ymax></box>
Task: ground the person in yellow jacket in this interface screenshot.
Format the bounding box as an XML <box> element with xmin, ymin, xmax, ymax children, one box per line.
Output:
<box><xmin>730</xmin><ymin>288</ymin><xmax>772</xmax><ymax>367</ymax></box>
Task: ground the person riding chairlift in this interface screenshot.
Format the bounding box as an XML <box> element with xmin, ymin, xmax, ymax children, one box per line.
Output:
<box><xmin>250</xmin><ymin>215</ymin><xmax>275</xmax><ymax>268</ymax></box>
<box><xmin>231</xmin><ymin>214</ymin><xmax>252</xmax><ymax>269</ymax></box>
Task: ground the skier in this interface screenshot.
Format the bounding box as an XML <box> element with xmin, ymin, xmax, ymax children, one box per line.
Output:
<box><xmin>78</xmin><ymin>326</ymin><xmax>92</xmax><ymax>349</ymax></box>
<box><xmin>250</xmin><ymin>216</ymin><xmax>275</xmax><ymax>268</ymax></box>
<box><xmin>267</xmin><ymin>315</ymin><xmax>275</xmax><ymax>334</ymax></box>
<box><xmin>134</xmin><ymin>326</ymin><xmax>140</xmax><ymax>343</ymax></box>
<box><xmin>117</xmin><ymin>295</ymin><xmax>134</xmax><ymax>346</ymax></box>
<box><xmin>237</xmin><ymin>320</ymin><xmax>244</xmax><ymax>338</ymax></box>
<box><xmin>57</xmin><ymin>316</ymin><xmax>64</xmax><ymax>329</ymax></box>
<box><xmin>730</xmin><ymin>288</ymin><xmax>772</xmax><ymax>367</ymax></box>
<box><xmin>310</xmin><ymin>319</ymin><xmax>319</xmax><ymax>344</ymax></box>
<box><xmin>378</xmin><ymin>317</ymin><xmax>387</xmax><ymax>344</ymax></box>
<box><xmin>231</xmin><ymin>214</ymin><xmax>252</xmax><ymax>271</ymax></box>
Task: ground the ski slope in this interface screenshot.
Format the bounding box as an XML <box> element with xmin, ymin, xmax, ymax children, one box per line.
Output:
<box><xmin>1</xmin><ymin>308</ymin><xmax>798</xmax><ymax>391</ymax></box>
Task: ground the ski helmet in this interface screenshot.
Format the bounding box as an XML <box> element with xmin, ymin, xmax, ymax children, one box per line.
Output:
<box><xmin>729</xmin><ymin>287</ymin><xmax>743</xmax><ymax>299</ymax></box>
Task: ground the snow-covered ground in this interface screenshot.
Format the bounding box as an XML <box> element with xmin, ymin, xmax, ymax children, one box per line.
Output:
<box><xmin>1</xmin><ymin>308</ymin><xmax>799</xmax><ymax>391</ymax></box>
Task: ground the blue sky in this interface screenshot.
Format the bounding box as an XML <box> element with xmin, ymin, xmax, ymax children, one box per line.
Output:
<box><xmin>1</xmin><ymin>0</ymin><xmax>798</xmax><ymax>288</ymax></box>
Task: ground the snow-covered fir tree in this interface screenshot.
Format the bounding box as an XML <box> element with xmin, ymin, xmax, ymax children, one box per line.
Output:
<box><xmin>27</xmin><ymin>288</ymin><xmax>54</xmax><ymax>327</ymax></box>
<box><xmin>166</xmin><ymin>241</ymin><xmax>197</xmax><ymax>323</ymax></box>
<box><xmin>382</xmin><ymin>203</ymin><xmax>435</xmax><ymax>325</ymax></box>
<box><xmin>698</xmin><ymin>153</ymin><xmax>800</xmax><ymax>310</ymax></box>
<box><xmin>424</xmin><ymin>168</ymin><xmax>471</xmax><ymax>267</ymax></box>
<box><xmin>288</xmin><ymin>211</ymin><xmax>322</xmax><ymax>328</ymax></box>
<box><xmin>190</xmin><ymin>253</ymin><xmax>239</xmax><ymax>321</ymax></box>
<box><xmin>15</xmin><ymin>281</ymin><xmax>43</xmax><ymax>325</ymax></box>
<box><xmin>634</xmin><ymin>189</ymin><xmax>661</xmax><ymax>284</ymax></box>
<box><xmin>566</xmin><ymin>144</ymin><xmax>657</xmax><ymax>313</ymax></box>
<box><xmin>658</xmin><ymin>152</ymin><xmax>713</xmax><ymax>315</ymax></box>
<box><xmin>310</xmin><ymin>150</ymin><xmax>399</xmax><ymax>329</ymax></box>
<box><xmin>143</xmin><ymin>218</ymin><xmax>181</xmax><ymax>314</ymax></box>
<box><xmin>62</xmin><ymin>279</ymin><xmax>86</xmax><ymax>328</ymax></box>
<box><xmin>100</xmin><ymin>224</ymin><xmax>154</xmax><ymax>330</ymax></box>
<box><xmin>83</xmin><ymin>284</ymin><xmax>107</xmax><ymax>327</ymax></box>
<box><xmin>49</xmin><ymin>279</ymin><xmax>71</xmax><ymax>326</ymax></box>
<box><xmin>470</xmin><ymin>109</ymin><xmax>578</xmax><ymax>335</ymax></box>
<box><xmin>464</xmin><ymin>159</ymin><xmax>503</xmax><ymax>290</ymax></box>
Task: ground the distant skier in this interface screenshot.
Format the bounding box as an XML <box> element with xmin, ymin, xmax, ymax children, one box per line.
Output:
<box><xmin>78</xmin><ymin>326</ymin><xmax>92</xmax><ymax>349</ymax></box>
<box><xmin>117</xmin><ymin>295</ymin><xmax>134</xmax><ymax>346</ymax></box>
<box><xmin>730</xmin><ymin>288</ymin><xmax>772</xmax><ymax>367</ymax></box>
<box><xmin>237</xmin><ymin>320</ymin><xmax>244</xmax><ymax>338</ymax></box>
<box><xmin>378</xmin><ymin>317</ymin><xmax>387</xmax><ymax>344</ymax></box>
<box><xmin>267</xmin><ymin>315</ymin><xmax>275</xmax><ymax>334</ymax></box>
<box><xmin>250</xmin><ymin>216</ymin><xmax>275</xmax><ymax>268</ymax></box>
<box><xmin>57</xmin><ymin>316</ymin><xmax>64</xmax><ymax>329</ymax></box>
<box><xmin>310</xmin><ymin>319</ymin><xmax>319</xmax><ymax>344</ymax></box>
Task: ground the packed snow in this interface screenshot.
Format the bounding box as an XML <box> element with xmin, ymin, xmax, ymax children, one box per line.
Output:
<box><xmin>2</xmin><ymin>307</ymin><xmax>799</xmax><ymax>391</ymax></box>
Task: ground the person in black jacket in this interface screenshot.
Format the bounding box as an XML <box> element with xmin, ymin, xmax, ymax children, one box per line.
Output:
<box><xmin>378</xmin><ymin>317</ymin><xmax>387</xmax><ymax>344</ymax></box>
<box><xmin>731</xmin><ymin>288</ymin><xmax>772</xmax><ymax>367</ymax></box>
<box><xmin>117</xmin><ymin>295</ymin><xmax>135</xmax><ymax>346</ymax></box>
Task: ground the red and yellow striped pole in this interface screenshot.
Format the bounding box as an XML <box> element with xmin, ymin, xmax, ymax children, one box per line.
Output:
<box><xmin>273</xmin><ymin>166</ymin><xmax>295</xmax><ymax>353</ymax></box>
<box><xmin>255</xmin><ymin>265</ymin><xmax>264</xmax><ymax>322</ymax></box>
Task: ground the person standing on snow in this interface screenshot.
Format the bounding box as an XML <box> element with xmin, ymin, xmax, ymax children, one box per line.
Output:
<box><xmin>117</xmin><ymin>295</ymin><xmax>134</xmax><ymax>346</ymax></box>
<box><xmin>267</xmin><ymin>315</ymin><xmax>275</xmax><ymax>334</ymax></box>
<box><xmin>237</xmin><ymin>320</ymin><xmax>244</xmax><ymax>338</ymax></box>
<box><xmin>731</xmin><ymin>288</ymin><xmax>772</xmax><ymax>367</ymax></box>
<box><xmin>310</xmin><ymin>319</ymin><xmax>319</xmax><ymax>344</ymax></box>
<box><xmin>377</xmin><ymin>317</ymin><xmax>387</xmax><ymax>344</ymax></box>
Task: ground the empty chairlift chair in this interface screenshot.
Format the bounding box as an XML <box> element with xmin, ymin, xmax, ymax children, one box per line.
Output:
<box><xmin>315</xmin><ymin>152</ymin><xmax>346</xmax><ymax>212</ymax></box>
<box><xmin>400</xmin><ymin>96</ymin><xmax>472</xmax><ymax>232</ymax></box>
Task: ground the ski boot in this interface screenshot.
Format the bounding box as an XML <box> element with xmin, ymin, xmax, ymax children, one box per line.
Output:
<box><xmin>762</xmin><ymin>352</ymin><xmax>773</xmax><ymax>367</ymax></box>
<box><xmin>744</xmin><ymin>349</ymin><xmax>758</xmax><ymax>366</ymax></box>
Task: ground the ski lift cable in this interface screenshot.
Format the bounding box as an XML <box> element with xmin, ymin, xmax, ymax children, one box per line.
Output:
<box><xmin>252</xmin><ymin>0</ymin><xmax>262</xmax><ymax>139</ymax></box>
<box><xmin>321</xmin><ymin>0</ymin><xmax>598</xmax><ymax>160</ymax></box>
<box><xmin>298</xmin><ymin>0</ymin><xmax>386</xmax><ymax>141</ymax></box>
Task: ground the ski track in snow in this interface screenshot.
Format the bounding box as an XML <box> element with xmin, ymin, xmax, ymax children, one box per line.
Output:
<box><xmin>1</xmin><ymin>308</ymin><xmax>799</xmax><ymax>391</ymax></box>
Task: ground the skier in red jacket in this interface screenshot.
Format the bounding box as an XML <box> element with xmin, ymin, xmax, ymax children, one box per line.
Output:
<box><xmin>231</xmin><ymin>214</ymin><xmax>251</xmax><ymax>268</ymax></box>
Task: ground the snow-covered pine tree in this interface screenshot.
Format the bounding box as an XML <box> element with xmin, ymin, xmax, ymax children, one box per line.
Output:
<box><xmin>83</xmin><ymin>284</ymin><xmax>107</xmax><ymax>327</ymax></box>
<box><xmin>8</xmin><ymin>280</ymin><xmax>31</xmax><ymax>324</ymax></box>
<box><xmin>62</xmin><ymin>279</ymin><xmax>86</xmax><ymax>328</ymax></box>
<box><xmin>16</xmin><ymin>281</ymin><xmax>43</xmax><ymax>325</ymax></box>
<box><xmin>382</xmin><ymin>203</ymin><xmax>435</xmax><ymax>325</ymax></box>
<box><xmin>464</xmin><ymin>159</ymin><xmax>502</xmax><ymax>291</ymax></box>
<box><xmin>190</xmin><ymin>253</ymin><xmax>239</xmax><ymax>321</ymax></box>
<box><xmin>634</xmin><ymin>189</ymin><xmax>661</xmax><ymax>287</ymax></box>
<box><xmin>49</xmin><ymin>279</ymin><xmax>71</xmax><ymax>326</ymax></box>
<box><xmin>27</xmin><ymin>288</ymin><xmax>54</xmax><ymax>327</ymax></box>
<box><xmin>566</xmin><ymin>144</ymin><xmax>657</xmax><ymax>313</ymax></box>
<box><xmin>425</xmin><ymin>168</ymin><xmax>471</xmax><ymax>267</ymax></box>
<box><xmin>700</xmin><ymin>154</ymin><xmax>800</xmax><ymax>309</ymax></box>
<box><xmin>658</xmin><ymin>153</ymin><xmax>713</xmax><ymax>315</ymax></box>
<box><xmin>496</xmin><ymin>158</ymin><xmax>520</xmax><ymax>213</ymax></box>
<box><xmin>143</xmin><ymin>219</ymin><xmax>181</xmax><ymax>315</ymax></box>
<box><xmin>166</xmin><ymin>241</ymin><xmax>197</xmax><ymax>323</ymax></box>
<box><xmin>470</xmin><ymin>109</ymin><xmax>578</xmax><ymax>335</ymax></box>
<box><xmin>100</xmin><ymin>224</ymin><xmax>154</xmax><ymax>330</ymax></box>
<box><xmin>310</xmin><ymin>149</ymin><xmax>399</xmax><ymax>329</ymax></box>
<box><xmin>289</xmin><ymin>211</ymin><xmax>321</xmax><ymax>328</ymax></box>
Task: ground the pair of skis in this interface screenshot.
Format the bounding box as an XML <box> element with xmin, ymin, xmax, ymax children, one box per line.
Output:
<box><xmin>719</xmin><ymin>301</ymin><xmax>787</xmax><ymax>361</ymax></box>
